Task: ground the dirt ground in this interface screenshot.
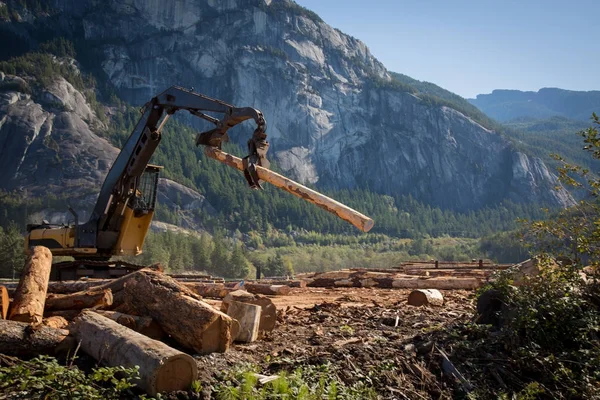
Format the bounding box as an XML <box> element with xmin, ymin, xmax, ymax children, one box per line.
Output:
<box><xmin>197</xmin><ymin>287</ymin><xmax>477</xmax><ymax>399</ymax></box>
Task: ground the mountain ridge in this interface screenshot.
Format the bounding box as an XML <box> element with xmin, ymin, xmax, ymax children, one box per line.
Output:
<box><xmin>469</xmin><ymin>87</ymin><xmax>600</xmax><ymax>122</ymax></box>
<box><xmin>0</xmin><ymin>0</ymin><xmax>573</xmax><ymax>229</ymax></box>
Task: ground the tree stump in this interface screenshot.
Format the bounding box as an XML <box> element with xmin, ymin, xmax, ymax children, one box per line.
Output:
<box><xmin>9</xmin><ymin>246</ymin><xmax>52</xmax><ymax>324</ymax></box>
<box><xmin>71</xmin><ymin>311</ymin><xmax>197</xmax><ymax>396</ymax></box>
<box><xmin>407</xmin><ymin>289</ymin><xmax>444</xmax><ymax>307</ymax></box>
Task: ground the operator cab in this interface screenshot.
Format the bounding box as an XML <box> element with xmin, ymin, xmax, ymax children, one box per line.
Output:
<box><xmin>132</xmin><ymin>165</ymin><xmax>162</xmax><ymax>216</ymax></box>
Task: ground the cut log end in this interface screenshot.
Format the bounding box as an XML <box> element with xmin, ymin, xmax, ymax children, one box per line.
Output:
<box><xmin>407</xmin><ymin>289</ymin><xmax>444</xmax><ymax>307</ymax></box>
<box><xmin>155</xmin><ymin>354</ymin><xmax>198</xmax><ymax>393</ymax></box>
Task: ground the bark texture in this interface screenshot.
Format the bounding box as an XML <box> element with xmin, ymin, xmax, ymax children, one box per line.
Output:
<box><xmin>45</xmin><ymin>288</ymin><xmax>113</xmax><ymax>311</ymax></box>
<box><xmin>0</xmin><ymin>319</ymin><xmax>73</xmax><ymax>356</ymax></box>
<box><xmin>71</xmin><ymin>310</ymin><xmax>197</xmax><ymax>396</ymax></box>
<box><xmin>9</xmin><ymin>246</ymin><xmax>52</xmax><ymax>324</ymax></box>
<box><xmin>120</xmin><ymin>270</ymin><xmax>233</xmax><ymax>353</ymax></box>
<box><xmin>93</xmin><ymin>310</ymin><xmax>165</xmax><ymax>340</ymax></box>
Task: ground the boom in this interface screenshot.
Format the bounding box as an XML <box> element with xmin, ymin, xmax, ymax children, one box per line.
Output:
<box><xmin>27</xmin><ymin>86</ymin><xmax>269</xmax><ymax>259</ymax></box>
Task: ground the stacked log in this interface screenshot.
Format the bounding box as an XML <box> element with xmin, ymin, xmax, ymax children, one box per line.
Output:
<box><xmin>9</xmin><ymin>247</ymin><xmax>53</xmax><ymax>324</ymax></box>
<box><xmin>0</xmin><ymin>319</ymin><xmax>73</xmax><ymax>356</ymax></box>
<box><xmin>304</xmin><ymin>270</ymin><xmax>484</xmax><ymax>290</ymax></box>
<box><xmin>244</xmin><ymin>283</ymin><xmax>291</xmax><ymax>296</ymax></box>
<box><xmin>221</xmin><ymin>290</ymin><xmax>277</xmax><ymax>334</ymax></box>
<box><xmin>1</xmin><ymin>249</ymin><xmax>242</xmax><ymax>396</ymax></box>
<box><xmin>71</xmin><ymin>310</ymin><xmax>197</xmax><ymax>396</ymax></box>
<box><xmin>0</xmin><ymin>286</ymin><xmax>8</xmax><ymax>319</ymax></box>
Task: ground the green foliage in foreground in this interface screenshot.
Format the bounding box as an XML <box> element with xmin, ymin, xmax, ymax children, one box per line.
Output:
<box><xmin>0</xmin><ymin>356</ymin><xmax>140</xmax><ymax>399</ymax></box>
<box><xmin>214</xmin><ymin>363</ymin><xmax>376</xmax><ymax>400</ymax></box>
<box><xmin>466</xmin><ymin>114</ymin><xmax>600</xmax><ymax>398</ymax></box>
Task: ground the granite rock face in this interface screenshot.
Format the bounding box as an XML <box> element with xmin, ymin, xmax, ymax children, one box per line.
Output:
<box><xmin>2</xmin><ymin>0</ymin><xmax>574</xmax><ymax>211</ymax></box>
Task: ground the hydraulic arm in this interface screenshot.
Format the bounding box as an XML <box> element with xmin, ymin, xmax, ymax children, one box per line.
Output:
<box><xmin>26</xmin><ymin>86</ymin><xmax>269</xmax><ymax>259</ymax></box>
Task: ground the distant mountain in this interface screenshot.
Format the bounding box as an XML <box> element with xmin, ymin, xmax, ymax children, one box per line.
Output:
<box><xmin>469</xmin><ymin>88</ymin><xmax>600</xmax><ymax>122</ymax></box>
<box><xmin>0</xmin><ymin>0</ymin><xmax>574</xmax><ymax>238</ymax></box>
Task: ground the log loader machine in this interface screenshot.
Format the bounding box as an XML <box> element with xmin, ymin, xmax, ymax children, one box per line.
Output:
<box><xmin>24</xmin><ymin>86</ymin><xmax>373</xmax><ymax>280</ymax></box>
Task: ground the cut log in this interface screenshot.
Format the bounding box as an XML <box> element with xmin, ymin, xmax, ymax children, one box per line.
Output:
<box><xmin>45</xmin><ymin>309</ymin><xmax>82</xmax><ymax>321</ymax></box>
<box><xmin>119</xmin><ymin>270</ymin><xmax>233</xmax><ymax>354</ymax></box>
<box><xmin>93</xmin><ymin>310</ymin><xmax>165</xmax><ymax>340</ymax></box>
<box><xmin>244</xmin><ymin>283</ymin><xmax>291</xmax><ymax>296</ymax></box>
<box><xmin>71</xmin><ymin>310</ymin><xmax>197</xmax><ymax>396</ymax></box>
<box><xmin>407</xmin><ymin>289</ymin><xmax>444</xmax><ymax>307</ymax></box>
<box><xmin>85</xmin><ymin>268</ymin><xmax>203</xmax><ymax>310</ymax></box>
<box><xmin>226</xmin><ymin>301</ymin><xmax>261</xmax><ymax>343</ymax></box>
<box><xmin>9</xmin><ymin>246</ymin><xmax>53</xmax><ymax>324</ymax></box>
<box><xmin>45</xmin><ymin>288</ymin><xmax>113</xmax><ymax>311</ymax></box>
<box><xmin>0</xmin><ymin>319</ymin><xmax>73</xmax><ymax>356</ymax></box>
<box><xmin>41</xmin><ymin>316</ymin><xmax>69</xmax><ymax>330</ymax></box>
<box><xmin>0</xmin><ymin>285</ymin><xmax>8</xmax><ymax>319</ymax></box>
<box><xmin>184</xmin><ymin>282</ymin><xmax>235</xmax><ymax>299</ymax></box>
<box><xmin>221</xmin><ymin>290</ymin><xmax>277</xmax><ymax>333</ymax></box>
<box><xmin>204</xmin><ymin>147</ymin><xmax>374</xmax><ymax>232</ymax></box>
<box><xmin>267</xmin><ymin>280</ymin><xmax>307</xmax><ymax>288</ymax></box>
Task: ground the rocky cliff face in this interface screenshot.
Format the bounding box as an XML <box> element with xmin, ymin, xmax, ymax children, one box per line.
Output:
<box><xmin>1</xmin><ymin>0</ymin><xmax>573</xmax><ymax>211</ymax></box>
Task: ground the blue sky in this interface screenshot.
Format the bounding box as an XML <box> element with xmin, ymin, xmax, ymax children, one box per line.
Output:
<box><xmin>294</xmin><ymin>0</ymin><xmax>599</xmax><ymax>98</ymax></box>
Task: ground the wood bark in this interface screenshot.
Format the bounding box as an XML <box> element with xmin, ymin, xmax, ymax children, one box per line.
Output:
<box><xmin>44</xmin><ymin>310</ymin><xmax>82</xmax><ymax>321</ymax></box>
<box><xmin>306</xmin><ymin>271</ymin><xmax>483</xmax><ymax>290</ymax></box>
<box><xmin>45</xmin><ymin>288</ymin><xmax>113</xmax><ymax>311</ymax></box>
<box><xmin>93</xmin><ymin>310</ymin><xmax>165</xmax><ymax>340</ymax></box>
<box><xmin>184</xmin><ymin>282</ymin><xmax>235</xmax><ymax>299</ymax></box>
<box><xmin>244</xmin><ymin>283</ymin><xmax>291</xmax><ymax>296</ymax></box>
<box><xmin>0</xmin><ymin>319</ymin><xmax>73</xmax><ymax>356</ymax></box>
<box><xmin>407</xmin><ymin>289</ymin><xmax>444</xmax><ymax>307</ymax></box>
<box><xmin>9</xmin><ymin>246</ymin><xmax>52</xmax><ymax>324</ymax></box>
<box><xmin>204</xmin><ymin>147</ymin><xmax>374</xmax><ymax>232</ymax></box>
<box><xmin>221</xmin><ymin>290</ymin><xmax>277</xmax><ymax>333</ymax></box>
<box><xmin>119</xmin><ymin>270</ymin><xmax>233</xmax><ymax>354</ymax></box>
<box><xmin>0</xmin><ymin>285</ymin><xmax>8</xmax><ymax>319</ymax></box>
<box><xmin>226</xmin><ymin>301</ymin><xmax>261</xmax><ymax>343</ymax></box>
<box><xmin>41</xmin><ymin>316</ymin><xmax>69</xmax><ymax>329</ymax></box>
<box><xmin>71</xmin><ymin>310</ymin><xmax>197</xmax><ymax>396</ymax></box>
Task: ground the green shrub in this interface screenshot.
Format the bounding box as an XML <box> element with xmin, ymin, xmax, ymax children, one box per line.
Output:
<box><xmin>0</xmin><ymin>355</ymin><xmax>140</xmax><ymax>399</ymax></box>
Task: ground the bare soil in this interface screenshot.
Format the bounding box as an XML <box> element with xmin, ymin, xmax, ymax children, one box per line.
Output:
<box><xmin>196</xmin><ymin>287</ymin><xmax>477</xmax><ymax>399</ymax></box>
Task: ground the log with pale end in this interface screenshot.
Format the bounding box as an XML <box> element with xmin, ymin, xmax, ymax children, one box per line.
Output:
<box><xmin>407</xmin><ymin>289</ymin><xmax>444</xmax><ymax>307</ymax></box>
<box><xmin>204</xmin><ymin>147</ymin><xmax>374</xmax><ymax>232</ymax></box>
<box><xmin>226</xmin><ymin>301</ymin><xmax>261</xmax><ymax>343</ymax></box>
<box><xmin>120</xmin><ymin>269</ymin><xmax>233</xmax><ymax>354</ymax></box>
<box><xmin>221</xmin><ymin>290</ymin><xmax>277</xmax><ymax>333</ymax></box>
<box><xmin>71</xmin><ymin>310</ymin><xmax>198</xmax><ymax>396</ymax></box>
<box><xmin>9</xmin><ymin>246</ymin><xmax>53</xmax><ymax>324</ymax></box>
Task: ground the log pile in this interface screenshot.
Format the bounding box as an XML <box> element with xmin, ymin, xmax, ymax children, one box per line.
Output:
<box><xmin>300</xmin><ymin>268</ymin><xmax>487</xmax><ymax>290</ymax></box>
<box><xmin>0</xmin><ymin>246</ymin><xmax>285</xmax><ymax>396</ymax></box>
